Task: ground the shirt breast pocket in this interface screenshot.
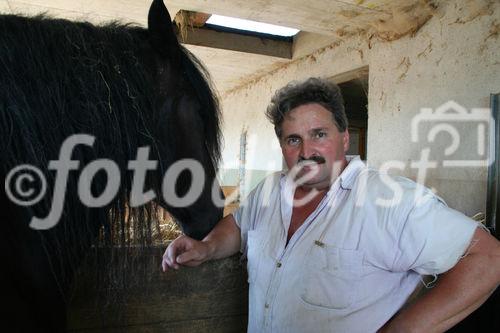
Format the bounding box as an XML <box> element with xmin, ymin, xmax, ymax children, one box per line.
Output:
<box><xmin>300</xmin><ymin>245</ymin><xmax>364</xmax><ymax>310</ymax></box>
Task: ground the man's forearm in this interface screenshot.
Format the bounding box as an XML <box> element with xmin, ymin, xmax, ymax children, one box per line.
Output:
<box><xmin>383</xmin><ymin>255</ymin><xmax>498</xmax><ymax>332</ymax></box>
<box><xmin>382</xmin><ymin>228</ymin><xmax>500</xmax><ymax>333</ymax></box>
<box><xmin>202</xmin><ymin>214</ymin><xmax>241</xmax><ymax>261</ymax></box>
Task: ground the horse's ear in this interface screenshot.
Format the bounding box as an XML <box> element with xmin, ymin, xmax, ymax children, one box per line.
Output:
<box><xmin>148</xmin><ymin>0</ymin><xmax>178</xmax><ymax>54</ymax></box>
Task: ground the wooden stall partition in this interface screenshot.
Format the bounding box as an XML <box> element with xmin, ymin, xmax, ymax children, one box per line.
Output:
<box><xmin>68</xmin><ymin>247</ymin><xmax>248</xmax><ymax>332</ymax></box>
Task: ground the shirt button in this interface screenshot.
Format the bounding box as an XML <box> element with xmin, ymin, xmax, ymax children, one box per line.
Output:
<box><xmin>276</xmin><ymin>262</ymin><xmax>282</xmax><ymax>268</ymax></box>
<box><xmin>265</xmin><ymin>303</ymin><xmax>270</xmax><ymax>309</ymax></box>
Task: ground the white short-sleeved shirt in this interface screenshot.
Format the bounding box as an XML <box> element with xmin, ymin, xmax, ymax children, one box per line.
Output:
<box><xmin>233</xmin><ymin>156</ymin><xmax>478</xmax><ymax>333</ymax></box>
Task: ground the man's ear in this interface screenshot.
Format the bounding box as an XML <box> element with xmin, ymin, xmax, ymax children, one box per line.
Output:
<box><xmin>343</xmin><ymin>129</ymin><xmax>350</xmax><ymax>152</ymax></box>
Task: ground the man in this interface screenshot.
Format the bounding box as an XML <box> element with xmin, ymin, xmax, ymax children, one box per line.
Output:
<box><xmin>162</xmin><ymin>78</ymin><xmax>500</xmax><ymax>332</ymax></box>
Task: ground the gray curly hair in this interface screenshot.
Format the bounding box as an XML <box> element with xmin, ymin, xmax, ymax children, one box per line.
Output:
<box><xmin>265</xmin><ymin>77</ymin><xmax>348</xmax><ymax>138</ymax></box>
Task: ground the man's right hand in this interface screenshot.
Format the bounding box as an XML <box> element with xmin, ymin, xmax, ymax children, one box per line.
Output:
<box><xmin>161</xmin><ymin>215</ymin><xmax>242</xmax><ymax>273</ymax></box>
<box><xmin>161</xmin><ymin>235</ymin><xmax>214</xmax><ymax>272</ymax></box>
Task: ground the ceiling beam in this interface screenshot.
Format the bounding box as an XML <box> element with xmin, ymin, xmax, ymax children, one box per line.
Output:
<box><xmin>178</xmin><ymin>26</ymin><xmax>293</xmax><ymax>59</ymax></box>
<box><xmin>174</xmin><ymin>9</ymin><xmax>211</xmax><ymax>28</ymax></box>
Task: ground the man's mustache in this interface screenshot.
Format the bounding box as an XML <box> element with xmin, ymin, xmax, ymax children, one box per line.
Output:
<box><xmin>298</xmin><ymin>156</ymin><xmax>326</xmax><ymax>165</ymax></box>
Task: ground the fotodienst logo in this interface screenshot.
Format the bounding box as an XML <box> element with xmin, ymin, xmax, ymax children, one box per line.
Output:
<box><xmin>4</xmin><ymin>101</ymin><xmax>495</xmax><ymax>230</ymax></box>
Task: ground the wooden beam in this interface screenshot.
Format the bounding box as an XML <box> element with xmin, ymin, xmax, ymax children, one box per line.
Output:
<box><xmin>174</xmin><ymin>10</ymin><xmax>211</xmax><ymax>28</ymax></box>
<box><xmin>177</xmin><ymin>26</ymin><xmax>293</xmax><ymax>59</ymax></box>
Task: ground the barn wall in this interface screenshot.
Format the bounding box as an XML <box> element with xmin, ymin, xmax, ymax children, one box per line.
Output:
<box><xmin>220</xmin><ymin>0</ymin><xmax>500</xmax><ymax>216</ymax></box>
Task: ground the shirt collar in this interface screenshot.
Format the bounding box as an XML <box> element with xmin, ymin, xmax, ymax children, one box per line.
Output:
<box><xmin>338</xmin><ymin>155</ymin><xmax>365</xmax><ymax>190</ymax></box>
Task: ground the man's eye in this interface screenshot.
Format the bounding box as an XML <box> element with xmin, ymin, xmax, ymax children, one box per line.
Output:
<box><xmin>315</xmin><ymin>132</ymin><xmax>326</xmax><ymax>138</ymax></box>
<box><xmin>287</xmin><ymin>138</ymin><xmax>300</xmax><ymax>146</ymax></box>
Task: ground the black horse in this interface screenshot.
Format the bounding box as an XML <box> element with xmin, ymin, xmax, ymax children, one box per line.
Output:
<box><xmin>0</xmin><ymin>0</ymin><xmax>223</xmax><ymax>331</ymax></box>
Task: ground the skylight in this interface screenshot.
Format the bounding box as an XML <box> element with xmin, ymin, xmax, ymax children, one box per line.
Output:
<box><xmin>206</xmin><ymin>14</ymin><xmax>299</xmax><ymax>37</ymax></box>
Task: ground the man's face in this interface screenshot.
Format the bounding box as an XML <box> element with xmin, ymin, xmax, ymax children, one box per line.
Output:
<box><xmin>280</xmin><ymin>103</ymin><xmax>349</xmax><ymax>190</ymax></box>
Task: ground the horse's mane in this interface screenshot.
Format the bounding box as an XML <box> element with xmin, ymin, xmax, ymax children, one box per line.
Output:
<box><xmin>1</xmin><ymin>5</ymin><xmax>223</xmax><ymax>329</ymax></box>
<box><xmin>1</xmin><ymin>13</ymin><xmax>221</xmax><ymax>163</ymax></box>
<box><xmin>0</xmin><ymin>12</ymin><xmax>221</xmax><ymax>275</ymax></box>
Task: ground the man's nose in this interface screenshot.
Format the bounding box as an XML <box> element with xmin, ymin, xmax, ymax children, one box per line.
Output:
<box><xmin>299</xmin><ymin>139</ymin><xmax>315</xmax><ymax>159</ymax></box>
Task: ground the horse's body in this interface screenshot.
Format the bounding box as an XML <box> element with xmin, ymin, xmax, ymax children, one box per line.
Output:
<box><xmin>0</xmin><ymin>1</ymin><xmax>223</xmax><ymax>331</ymax></box>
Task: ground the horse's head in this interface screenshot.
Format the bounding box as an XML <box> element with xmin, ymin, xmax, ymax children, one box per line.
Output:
<box><xmin>0</xmin><ymin>1</ymin><xmax>225</xmax><ymax>241</ymax></box>
<box><xmin>0</xmin><ymin>2</ymin><xmax>224</xmax><ymax>330</ymax></box>
<box><xmin>142</xmin><ymin>0</ymin><xmax>224</xmax><ymax>240</ymax></box>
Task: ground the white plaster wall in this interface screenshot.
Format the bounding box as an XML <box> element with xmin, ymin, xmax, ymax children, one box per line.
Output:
<box><xmin>366</xmin><ymin>1</ymin><xmax>499</xmax><ymax>216</ymax></box>
<box><xmin>220</xmin><ymin>0</ymin><xmax>499</xmax><ymax>215</ymax></box>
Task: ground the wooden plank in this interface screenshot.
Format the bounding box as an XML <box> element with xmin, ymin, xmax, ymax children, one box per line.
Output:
<box><xmin>178</xmin><ymin>26</ymin><xmax>293</xmax><ymax>59</ymax></box>
<box><xmin>68</xmin><ymin>247</ymin><xmax>248</xmax><ymax>332</ymax></box>
<box><xmin>70</xmin><ymin>316</ymin><xmax>247</xmax><ymax>333</ymax></box>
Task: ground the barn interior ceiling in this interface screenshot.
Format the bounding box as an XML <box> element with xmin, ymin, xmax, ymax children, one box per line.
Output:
<box><xmin>0</xmin><ymin>0</ymin><xmax>436</xmax><ymax>96</ymax></box>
